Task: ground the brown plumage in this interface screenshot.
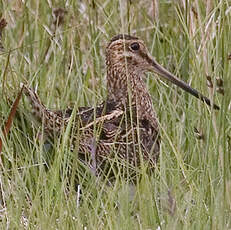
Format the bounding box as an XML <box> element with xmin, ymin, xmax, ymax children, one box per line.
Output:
<box><xmin>22</xmin><ymin>34</ymin><xmax>219</xmax><ymax>172</ymax></box>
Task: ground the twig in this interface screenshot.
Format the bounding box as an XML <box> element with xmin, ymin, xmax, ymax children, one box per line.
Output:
<box><xmin>0</xmin><ymin>87</ymin><xmax>23</xmax><ymax>155</ymax></box>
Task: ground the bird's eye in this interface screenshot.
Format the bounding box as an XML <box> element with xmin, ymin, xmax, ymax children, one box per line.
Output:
<box><xmin>130</xmin><ymin>42</ymin><xmax>140</xmax><ymax>51</ymax></box>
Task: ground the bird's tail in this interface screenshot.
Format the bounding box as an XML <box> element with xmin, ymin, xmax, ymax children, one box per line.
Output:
<box><xmin>22</xmin><ymin>84</ymin><xmax>66</xmax><ymax>134</ymax></box>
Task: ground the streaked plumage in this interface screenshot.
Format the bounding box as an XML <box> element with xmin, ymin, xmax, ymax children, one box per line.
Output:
<box><xmin>23</xmin><ymin>34</ymin><xmax>219</xmax><ymax>172</ymax></box>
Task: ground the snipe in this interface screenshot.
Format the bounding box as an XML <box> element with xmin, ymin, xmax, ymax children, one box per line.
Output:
<box><xmin>23</xmin><ymin>34</ymin><xmax>219</xmax><ymax>172</ymax></box>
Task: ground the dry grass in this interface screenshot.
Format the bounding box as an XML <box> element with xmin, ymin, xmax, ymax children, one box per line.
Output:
<box><xmin>0</xmin><ymin>0</ymin><xmax>230</xmax><ymax>229</ymax></box>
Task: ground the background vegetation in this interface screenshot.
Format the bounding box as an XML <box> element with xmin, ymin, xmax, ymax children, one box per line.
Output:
<box><xmin>0</xmin><ymin>0</ymin><xmax>230</xmax><ymax>229</ymax></box>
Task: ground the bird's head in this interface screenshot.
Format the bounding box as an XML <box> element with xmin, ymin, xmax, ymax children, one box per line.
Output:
<box><xmin>106</xmin><ymin>34</ymin><xmax>219</xmax><ymax>110</ymax></box>
<box><xmin>106</xmin><ymin>34</ymin><xmax>154</xmax><ymax>74</ymax></box>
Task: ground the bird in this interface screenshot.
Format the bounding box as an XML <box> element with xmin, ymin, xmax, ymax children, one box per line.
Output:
<box><xmin>22</xmin><ymin>34</ymin><xmax>219</xmax><ymax>174</ymax></box>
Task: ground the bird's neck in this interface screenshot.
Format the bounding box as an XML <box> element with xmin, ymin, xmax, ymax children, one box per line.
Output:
<box><xmin>106</xmin><ymin>65</ymin><xmax>158</xmax><ymax>128</ymax></box>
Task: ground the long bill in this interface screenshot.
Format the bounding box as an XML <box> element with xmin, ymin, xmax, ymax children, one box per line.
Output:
<box><xmin>150</xmin><ymin>59</ymin><xmax>220</xmax><ymax>110</ymax></box>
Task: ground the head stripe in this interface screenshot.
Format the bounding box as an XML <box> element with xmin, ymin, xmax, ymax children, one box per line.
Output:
<box><xmin>109</xmin><ymin>34</ymin><xmax>138</xmax><ymax>45</ymax></box>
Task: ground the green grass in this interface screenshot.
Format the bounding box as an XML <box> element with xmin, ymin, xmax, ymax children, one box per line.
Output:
<box><xmin>0</xmin><ymin>0</ymin><xmax>230</xmax><ymax>229</ymax></box>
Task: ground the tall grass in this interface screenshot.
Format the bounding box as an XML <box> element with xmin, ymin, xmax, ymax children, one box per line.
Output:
<box><xmin>0</xmin><ymin>0</ymin><xmax>230</xmax><ymax>229</ymax></box>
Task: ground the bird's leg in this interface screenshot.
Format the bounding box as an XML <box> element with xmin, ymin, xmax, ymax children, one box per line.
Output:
<box><xmin>89</xmin><ymin>137</ymin><xmax>97</xmax><ymax>176</ymax></box>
